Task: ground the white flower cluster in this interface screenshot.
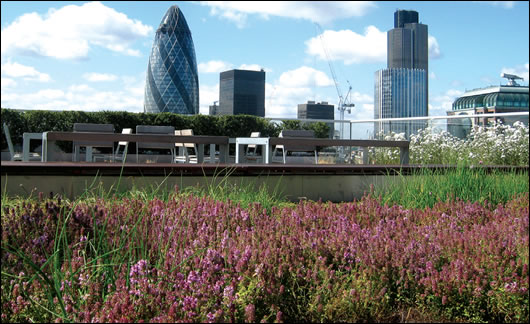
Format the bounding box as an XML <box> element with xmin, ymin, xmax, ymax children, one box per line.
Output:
<box><xmin>369</xmin><ymin>121</ymin><xmax>529</xmax><ymax>166</ymax></box>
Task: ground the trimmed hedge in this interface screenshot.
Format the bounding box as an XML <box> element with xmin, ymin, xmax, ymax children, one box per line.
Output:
<box><xmin>1</xmin><ymin>108</ymin><xmax>331</xmax><ymax>150</ymax></box>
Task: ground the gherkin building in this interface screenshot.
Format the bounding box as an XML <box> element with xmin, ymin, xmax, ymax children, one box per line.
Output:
<box><xmin>144</xmin><ymin>5</ymin><xmax>199</xmax><ymax>114</ymax></box>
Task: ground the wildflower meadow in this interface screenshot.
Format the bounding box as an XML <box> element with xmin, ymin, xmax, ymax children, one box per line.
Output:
<box><xmin>370</xmin><ymin>121</ymin><xmax>529</xmax><ymax>166</ymax></box>
<box><xmin>1</xmin><ymin>121</ymin><xmax>529</xmax><ymax>323</ymax></box>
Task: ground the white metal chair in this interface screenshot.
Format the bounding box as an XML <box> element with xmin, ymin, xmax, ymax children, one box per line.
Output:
<box><xmin>114</xmin><ymin>128</ymin><xmax>132</xmax><ymax>163</ymax></box>
<box><xmin>244</xmin><ymin>132</ymin><xmax>262</xmax><ymax>163</ymax></box>
<box><xmin>246</xmin><ymin>132</ymin><xmax>261</xmax><ymax>155</ymax></box>
<box><xmin>3</xmin><ymin>123</ymin><xmax>22</xmax><ymax>161</ymax></box>
<box><xmin>175</xmin><ymin>129</ymin><xmax>198</xmax><ymax>163</ymax></box>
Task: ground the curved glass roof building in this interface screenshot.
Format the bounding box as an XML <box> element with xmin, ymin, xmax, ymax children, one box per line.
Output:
<box><xmin>144</xmin><ymin>5</ymin><xmax>199</xmax><ymax>114</ymax></box>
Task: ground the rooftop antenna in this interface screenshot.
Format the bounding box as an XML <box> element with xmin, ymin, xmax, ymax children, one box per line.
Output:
<box><xmin>502</xmin><ymin>73</ymin><xmax>524</xmax><ymax>86</ymax></box>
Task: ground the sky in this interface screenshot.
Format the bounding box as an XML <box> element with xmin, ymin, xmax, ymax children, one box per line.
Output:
<box><xmin>1</xmin><ymin>1</ymin><xmax>529</xmax><ymax>122</ymax></box>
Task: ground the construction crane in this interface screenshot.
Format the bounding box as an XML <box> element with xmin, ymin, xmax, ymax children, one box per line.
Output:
<box><xmin>315</xmin><ymin>23</ymin><xmax>355</xmax><ymax>140</ymax></box>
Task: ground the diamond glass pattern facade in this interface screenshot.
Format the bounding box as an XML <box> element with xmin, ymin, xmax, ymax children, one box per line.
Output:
<box><xmin>144</xmin><ymin>5</ymin><xmax>199</xmax><ymax>114</ymax></box>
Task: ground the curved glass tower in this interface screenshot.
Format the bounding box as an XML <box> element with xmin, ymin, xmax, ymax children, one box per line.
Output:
<box><xmin>144</xmin><ymin>5</ymin><xmax>199</xmax><ymax>114</ymax></box>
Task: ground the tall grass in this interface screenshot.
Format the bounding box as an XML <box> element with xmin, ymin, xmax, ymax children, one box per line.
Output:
<box><xmin>374</xmin><ymin>166</ymin><xmax>529</xmax><ymax>209</ymax></box>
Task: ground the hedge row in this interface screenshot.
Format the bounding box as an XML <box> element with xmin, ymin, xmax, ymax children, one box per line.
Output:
<box><xmin>1</xmin><ymin>108</ymin><xmax>330</xmax><ymax>150</ymax></box>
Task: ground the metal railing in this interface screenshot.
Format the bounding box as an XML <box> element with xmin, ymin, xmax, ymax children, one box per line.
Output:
<box><xmin>268</xmin><ymin>111</ymin><xmax>529</xmax><ymax>140</ymax></box>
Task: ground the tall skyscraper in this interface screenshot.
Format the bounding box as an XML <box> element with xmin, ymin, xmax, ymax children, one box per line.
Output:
<box><xmin>374</xmin><ymin>10</ymin><xmax>428</xmax><ymax>138</ymax></box>
<box><xmin>217</xmin><ymin>69</ymin><xmax>265</xmax><ymax>117</ymax></box>
<box><xmin>144</xmin><ymin>5</ymin><xmax>199</xmax><ymax>114</ymax></box>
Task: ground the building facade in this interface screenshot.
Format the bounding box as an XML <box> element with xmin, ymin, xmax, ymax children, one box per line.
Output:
<box><xmin>297</xmin><ymin>101</ymin><xmax>335</xmax><ymax>138</ymax></box>
<box><xmin>144</xmin><ymin>5</ymin><xmax>199</xmax><ymax>114</ymax></box>
<box><xmin>374</xmin><ymin>9</ymin><xmax>428</xmax><ymax>138</ymax></box>
<box><xmin>447</xmin><ymin>84</ymin><xmax>529</xmax><ymax>138</ymax></box>
<box><xmin>374</xmin><ymin>68</ymin><xmax>428</xmax><ymax>136</ymax></box>
<box><xmin>217</xmin><ymin>69</ymin><xmax>265</xmax><ymax>117</ymax></box>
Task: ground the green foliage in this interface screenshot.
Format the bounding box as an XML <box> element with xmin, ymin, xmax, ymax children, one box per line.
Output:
<box><xmin>280</xmin><ymin>120</ymin><xmax>331</xmax><ymax>138</ymax></box>
<box><xmin>1</xmin><ymin>108</ymin><xmax>324</xmax><ymax>151</ymax></box>
<box><xmin>374</xmin><ymin>167</ymin><xmax>529</xmax><ymax>209</ymax></box>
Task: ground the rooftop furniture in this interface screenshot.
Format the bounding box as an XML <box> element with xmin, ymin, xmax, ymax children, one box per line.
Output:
<box><xmin>41</xmin><ymin>131</ymin><xmax>230</xmax><ymax>163</ymax></box>
<box><xmin>136</xmin><ymin>125</ymin><xmax>175</xmax><ymax>163</ymax></box>
<box><xmin>175</xmin><ymin>129</ymin><xmax>198</xmax><ymax>163</ymax></box>
<box><xmin>3</xmin><ymin>123</ymin><xmax>42</xmax><ymax>162</ymax></box>
<box><xmin>3</xmin><ymin>123</ymin><xmax>22</xmax><ymax>161</ymax></box>
<box><xmin>114</xmin><ymin>128</ymin><xmax>132</xmax><ymax>163</ymax></box>
<box><xmin>22</xmin><ymin>132</ymin><xmax>43</xmax><ymax>162</ymax></box>
<box><xmin>246</xmin><ymin>132</ymin><xmax>261</xmax><ymax>156</ymax></box>
<box><xmin>73</xmin><ymin>123</ymin><xmax>115</xmax><ymax>162</ymax></box>
<box><xmin>272</xmin><ymin>130</ymin><xmax>318</xmax><ymax>164</ymax></box>
<box><xmin>268</xmin><ymin>137</ymin><xmax>410</xmax><ymax>165</ymax></box>
<box><xmin>235</xmin><ymin>133</ymin><xmax>269</xmax><ymax>164</ymax></box>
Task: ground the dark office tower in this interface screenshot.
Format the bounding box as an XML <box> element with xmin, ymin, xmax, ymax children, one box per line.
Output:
<box><xmin>144</xmin><ymin>5</ymin><xmax>199</xmax><ymax>114</ymax></box>
<box><xmin>298</xmin><ymin>101</ymin><xmax>335</xmax><ymax>138</ymax></box>
<box><xmin>218</xmin><ymin>69</ymin><xmax>265</xmax><ymax>117</ymax></box>
<box><xmin>388</xmin><ymin>10</ymin><xmax>428</xmax><ymax>72</ymax></box>
<box><xmin>375</xmin><ymin>9</ymin><xmax>428</xmax><ymax>139</ymax></box>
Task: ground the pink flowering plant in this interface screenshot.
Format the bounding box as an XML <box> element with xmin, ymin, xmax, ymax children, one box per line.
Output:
<box><xmin>1</xmin><ymin>187</ymin><xmax>528</xmax><ymax>322</ymax></box>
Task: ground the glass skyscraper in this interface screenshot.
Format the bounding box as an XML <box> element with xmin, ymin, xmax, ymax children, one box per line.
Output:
<box><xmin>374</xmin><ymin>68</ymin><xmax>427</xmax><ymax>136</ymax></box>
<box><xmin>374</xmin><ymin>10</ymin><xmax>428</xmax><ymax>138</ymax></box>
<box><xmin>144</xmin><ymin>5</ymin><xmax>199</xmax><ymax>114</ymax></box>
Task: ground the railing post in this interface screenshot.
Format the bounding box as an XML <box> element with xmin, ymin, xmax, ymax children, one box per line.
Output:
<box><xmin>400</xmin><ymin>144</ymin><xmax>410</xmax><ymax>165</ymax></box>
<box><xmin>362</xmin><ymin>147</ymin><xmax>369</xmax><ymax>164</ymax></box>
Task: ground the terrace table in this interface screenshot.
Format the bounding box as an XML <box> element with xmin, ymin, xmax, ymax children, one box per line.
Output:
<box><xmin>235</xmin><ymin>137</ymin><xmax>270</xmax><ymax>164</ymax></box>
<box><xmin>267</xmin><ymin>138</ymin><xmax>410</xmax><ymax>164</ymax></box>
<box><xmin>42</xmin><ymin>132</ymin><xmax>230</xmax><ymax>163</ymax></box>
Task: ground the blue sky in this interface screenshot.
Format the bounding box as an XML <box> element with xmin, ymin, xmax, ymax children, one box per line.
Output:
<box><xmin>1</xmin><ymin>1</ymin><xmax>529</xmax><ymax>121</ymax></box>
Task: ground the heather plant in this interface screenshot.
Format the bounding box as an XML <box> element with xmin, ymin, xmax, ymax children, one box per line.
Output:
<box><xmin>2</xmin><ymin>190</ymin><xmax>528</xmax><ymax>322</ymax></box>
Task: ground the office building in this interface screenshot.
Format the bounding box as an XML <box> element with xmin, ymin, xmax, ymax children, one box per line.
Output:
<box><xmin>217</xmin><ymin>69</ymin><xmax>265</xmax><ymax>117</ymax></box>
<box><xmin>374</xmin><ymin>68</ymin><xmax>428</xmax><ymax>136</ymax></box>
<box><xmin>144</xmin><ymin>5</ymin><xmax>199</xmax><ymax>114</ymax></box>
<box><xmin>298</xmin><ymin>101</ymin><xmax>335</xmax><ymax>138</ymax></box>
<box><xmin>374</xmin><ymin>9</ymin><xmax>428</xmax><ymax>138</ymax></box>
<box><xmin>447</xmin><ymin>76</ymin><xmax>529</xmax><ymax>138</ymax></box>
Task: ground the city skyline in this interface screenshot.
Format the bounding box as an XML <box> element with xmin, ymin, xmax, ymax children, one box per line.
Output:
<box><xmin>1</xmin><ymin>1</ymin><xmax>529</xmax><ymax>121</ymax></box>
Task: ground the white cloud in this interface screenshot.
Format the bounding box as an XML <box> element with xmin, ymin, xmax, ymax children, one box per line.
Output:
<box><xmin>1</xmin><ymin>61</ymin><xmax>51</xmax><ymax>82</ymax></box>
<box><xmin>305</xmin><ymin>26</ymin><xmax>386</xmax><ymax>64</ymax></box>
<box><xmin>501</xmin><ymin>63</ymin><xmax>529</xmax><ymax>82</ymax></box>
<box><xmin>278</xmin><ymin>66</ymin><xmax>333</xmax><ymax>87</ymax></box>
<box><xmin>1</xmin><ymin>1</ymin><xmax>152</xmax><ymax>60</ymax></box>
<box><xmin>429</xmin><ymin>89</ymin><xmax>464</xmax><ymax>116</ymax></box>
<box><xmin>68</xmin><ymin>84</ymin><xmax>93</xmax><ymax>92</ymax></box>
<box><xmin>1</xmin><ymin>77</ymin><xmax>17</xmax><ymax>88</ymax></box>
<box><xmin>198</xmin><ymin>60</ymin><xmax>234</xmax><ymax>73</ymax></box>
<box><xmin>1</xmin><ymin>76</ymin><xmax>146</xmax><ymax>112</ymax></box>
<box><xmin>238</xmin><ymin>64</ymin><xmax>266</xmax><ymax>72</ymax></box>
<box><xmin>199</xmin><ymin>83</ymin><xmax>220</xmax><ymax>114</ymax></box>
<box><xmin>200</xmin><ymin>1</ymin><xmax>376</xmax><ymax>27</ymax></box>
<box><xmin>83</xmin><ymin>72</ymin><xmax>118</xmax><ymax>82</ymax></box>
<box><xmin>473</xmin><ymin>1</ymin><xmax>516</xmax><ymax>9</ymax></box>
<box><xmin>428</xmin><ymin>35</ymin><xmax>441</xmax><ymax>59</ymax></box>
<box><xmin>266</xmin><ymin>66</ymin><xmax>338</xmax><ymax>118</ymax></box>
